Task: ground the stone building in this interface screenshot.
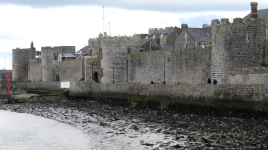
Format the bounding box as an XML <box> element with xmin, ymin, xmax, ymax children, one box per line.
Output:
<box><xmin>88</xmin><ymin>34</ymin><xmax>141</xmax><ymax>84</ymax></box>
<box><xmin>141</xmin><ymin>27</ymin><xmax>181</xmax><ymax>51</ymax></box>
<box><xmin>242</xmin><ymin>2</ymin><xmax>268</xmax><ymax>39</ymax></box>
<box><xmin>12</xmin><ymin>42</ymin><xmax>35</xmax><ymax>81</ymax></box>
<box><xmin>174</xmin><ymin>24</ymin><xmax>212</xmax><ymax>49</ymax></box>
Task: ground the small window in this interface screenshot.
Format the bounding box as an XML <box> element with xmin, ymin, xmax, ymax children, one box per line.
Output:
<box><xmin>206</xmin><ymin>33</ymin><xmax>210</xmax><ymax>36</ymax></box>
<box><xmin>53</xmin><ymin>53</ymin><xmax>58</xmax><ymax>60</ymax></box>
<box><xmin>247</xmin><ymin>33</ymin><xmax>249</xmax><ymax>42</ymax></box>
<box><xmin>185</xmin><ymin>43</ymin><xmax>187</xmax><ymax>48</ymax></box>
<box><xmin>199</xmin><ymin>42</ymin><xmax>203</xmax><ymax>46</ymax></box>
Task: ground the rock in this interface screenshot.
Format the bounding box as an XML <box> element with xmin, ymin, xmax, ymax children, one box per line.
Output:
<box><xmin>173</xmin><ymin>144</ymin><xmax>181</xmax><ymax>148</ymax></box>
<box><xmin>130</xmin><ymin>124</ymin><xmax>139</xmax><ymax>130</ymax></box>
<box><xmin>264</xmin><ymin>136</ymin><xmax>268</xmax><ymax>143</ymax></box>
<box><xmin>201</xmin><ymin>137</ymin><xmax>209</xmax><ymax>143</ymax></box>
<box><xmin>144</xmin><ymin>143</ymin><xmax>154</xmax><ymax>146</ymax></box>
<box><xmin>263</xmin><ymin>120</ymin><xmax>268</xmax><ymax>127</ymax></box>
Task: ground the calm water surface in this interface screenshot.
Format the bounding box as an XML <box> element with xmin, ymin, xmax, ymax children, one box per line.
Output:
<box><xmin>0</xmin><ymin>110</ymin><xmax>94</xmax><ymax>150</ymax></box>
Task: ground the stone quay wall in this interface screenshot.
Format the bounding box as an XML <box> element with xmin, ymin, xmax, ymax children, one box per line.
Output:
<box><xmin>1</xmin><ymin>81</ymin><xmax>268</xmax><ymax>109</ymax></box>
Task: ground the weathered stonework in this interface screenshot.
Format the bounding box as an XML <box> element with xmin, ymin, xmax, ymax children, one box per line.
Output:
<box><xmin>12</xmin><ymin>47</ymin><xmax>35</xmax><ymax>81</ymax></box>
<box><xmin>41</xmin><ymin>46</ymin><xmax>75</xmax><ymax>81</ymax></box>
<box><xmin>128</xmin><ymin>46</ymin><xmax>212</xmax><ymax>85</ymax></box>
<box><xmin>211</xmin><ymin>18</ymin><xmax>266</xmax><ymax>84</ymax></box>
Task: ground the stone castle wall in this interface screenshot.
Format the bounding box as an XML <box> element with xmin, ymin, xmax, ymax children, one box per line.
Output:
<box><xmin>211</xmin><ymin>18</ymin><xmax>266</xmax><ymax>84</ymax></box>
<box><xmin>128</xmin><ymin>46</ymin><xmax>212</xmax><ymax>85</ymax></box>
<box><xmin>83</xmin><ymin>57</ymin><xmax>101</xmax><ymax>82</ymax></box>
<box><xmin>60</xmin><ymin>59</ymin><xmax>83</xmax><ymax>81</ymax></box>
<box><xmin>41</xmin><ymin>46</ymin><xmax>75</xmax><ymax>81</ymax></box>
<box><xmin>29</xmin><ymin>62</ymin><xmax>42</xmax><ymax>81</ymax></box>
<box><xmin>100</xmin><ymin>36</ymin><xmax>140</xmax><ymax>83</ymax></box>
<box><xmin>12</xmin><ymin>47</ymin><xmax>35</xmax><ymax>81</ymax></box>
<box><xmin>88</xmin><ymin>38</ymin><xmax>101</xmax><ymax>57</ymax></box>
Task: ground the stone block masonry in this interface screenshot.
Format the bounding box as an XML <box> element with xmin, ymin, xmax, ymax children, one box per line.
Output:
<box><xmin>100</xmin><ymin>36</ymin><xmax>140</xmax><ymax>83</ymax></box>
<box><xmin>41</xmin><ymin>46</ymin><xmax>75</xmax><ymax>81</ymax></box>
<box><xmin>12</xmin><ymin>47</ymin><xmax>35</xmax><ymax>81</ymax></box>
<box><xmin>211</xmin><ymin>18</ymin><xmax>266</xmax><ymax>84</ymax></box>
<box><xmin>128</xmin><ymin>46</ymin><xmax>212</xmax><ymax>85</ymax></box>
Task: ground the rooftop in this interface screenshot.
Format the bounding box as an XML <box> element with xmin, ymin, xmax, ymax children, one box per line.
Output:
<box><xmin>242</xmin><ymin>8</ymin><xmax>268</xmax><ymax>25</ymax></box>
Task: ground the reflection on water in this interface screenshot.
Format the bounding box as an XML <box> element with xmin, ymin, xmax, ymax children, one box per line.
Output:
<box><xmin>0</xmin><ymin>110</ymin><xmax>94</xmax><ymax>150</ymax></box>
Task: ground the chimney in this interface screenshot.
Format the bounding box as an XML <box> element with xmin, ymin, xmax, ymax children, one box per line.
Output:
<box><xmin>250</xmin><ymin>2</ymin><xmax>258</xmax><ymax>18</ymax></box>
<box><xmin>181</xmin><ymin>24</ymin><xmax>188</xmax><ymax>30</ymax></box>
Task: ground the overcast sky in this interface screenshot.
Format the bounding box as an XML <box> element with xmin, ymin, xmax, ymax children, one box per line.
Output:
<box><xmin>0</xmin><ymin>0</ymin><xmax>268</xmax><ymax>69</ymax></box>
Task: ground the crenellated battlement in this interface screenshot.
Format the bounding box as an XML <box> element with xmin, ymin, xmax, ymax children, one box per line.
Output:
<box><xmin>212</xmin><ymin>18</ymin><xmax>266</xmax><ymax>26</ymax></box>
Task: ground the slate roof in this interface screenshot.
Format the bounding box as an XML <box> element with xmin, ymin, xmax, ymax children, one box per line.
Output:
<box><xmin>62</xmin><ymin>53</ymin><xmax>76</xmax><ymax>58</ymax></box>
<box><xmin>140</xmin><ymin>28</ymin><xmax>175</xmax><ymax>46</ymax></box>
<box><xmin>185</xmin><ymin>28</ymin><xmax>212</xmax><ymax>42</ymax></box>
<box><xmin>242</xmin><ymin>9</ymin><xmax>268</xmax><ymax>26</ymax></box>
<box><xmin>76</xmin><ymin>46</ymin><xmax>89</xmax><ymax>54</ymax></box>
<box><xmin>160</xmin><ymin>44</ymin><xmax>174</xmax><ymax>49</ymax></box>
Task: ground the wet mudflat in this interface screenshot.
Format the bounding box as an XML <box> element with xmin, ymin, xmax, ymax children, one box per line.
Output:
<box><xmin>0</xmin><ymin>97</ymin><xmax>268</xmax><ymax>149</ymax></box>
<box><xmin>0</xmin><ymin>110</ymin><xmax>94</xmax><ymax>150</ymax></box>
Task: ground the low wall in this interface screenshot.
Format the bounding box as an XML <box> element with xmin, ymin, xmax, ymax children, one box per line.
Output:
<box><xmin>70</xmin><ymin>81</ymin><xmax>268</xmax><ymax>108</ymax></box>
<box><xmin>1</xmin><ymin>80</ymin><xmax>268</xmax><ymax>109</ymax></box>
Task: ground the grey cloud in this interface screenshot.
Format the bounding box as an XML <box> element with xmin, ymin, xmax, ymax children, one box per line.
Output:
<box><xmin>0</xmin><ymin>33</ymin><xmax>25</xmax><ymax>40</ymax></box>
<box><xmin>0</xmin><ymin>0</ymin><xmax>267</xmax><ymax>13</ymax></box>
<box><xmin>179</xmin><ymin>14</ymin><xmax>229</xmax><ymax>27</ymax></box>
<box><xmin>0</xmin><ymin>52</ymin><xmax>12</xmax><ymax>59</ymax></box>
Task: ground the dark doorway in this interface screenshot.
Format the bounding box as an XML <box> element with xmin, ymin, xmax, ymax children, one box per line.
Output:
<box><xmin>56</xmin><ymin>74</ymin><xmax>60</xmax><ymax>81</ymax></box>
<box><xmin>93</xmin><ymin>72</ymin><xmax>98</xmax><ymax>82</ymax></box>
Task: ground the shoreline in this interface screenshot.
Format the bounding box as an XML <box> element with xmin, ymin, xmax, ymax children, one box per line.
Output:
<box><xmin>0</xmin><ymin>98</ymin><xmax>268</xmax><ymax>149</ymax></box>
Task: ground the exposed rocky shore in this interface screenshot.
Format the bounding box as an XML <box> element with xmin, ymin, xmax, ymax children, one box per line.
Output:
<box><xmin>0</xmin><ymin>96</ymin><xmax>268</xmax><ymax>149</ymax></box>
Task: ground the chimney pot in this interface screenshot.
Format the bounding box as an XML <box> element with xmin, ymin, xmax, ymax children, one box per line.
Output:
<box><xmin>250</xmin><ymin>2</ymin><xmax>258</xmax><ymax>18</ymax></box>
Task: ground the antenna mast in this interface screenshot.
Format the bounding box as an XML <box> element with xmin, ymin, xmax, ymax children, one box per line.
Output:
<box><xmin>103</xmin><ymin>6</ymin><xmax>104</xmax><ymax>35</ymax></box>
<box><xmin>109</xmin><ymin>20</ymin><xmax>112</xmax><ymax>36</ymax></box>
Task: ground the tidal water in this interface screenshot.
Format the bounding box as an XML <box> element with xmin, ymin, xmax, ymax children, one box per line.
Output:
<box><xmin>0</xmin><ymin>110</ymin><xmax>94</xmax><ymax>150</ymax></box>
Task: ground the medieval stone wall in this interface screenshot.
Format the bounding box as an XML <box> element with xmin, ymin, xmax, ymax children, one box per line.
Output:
<box><xmin>60</xmin><ymin>59</ymin><xmax>82</xmax><ymax>81</ymax></box>
<box><xmin>211</xmin><ymin>18</ymin><xmax>266</xmax><ymax>84</ymax></box>
<box><xmin>128</xmin><ymin>46</ymin><xmax>212</xmax><ymax>85</ymax></box>
<box><xmin>12</xmin><ymin>47</ymin><xmax>35</xmax><ymax>81</ymax></box>
<box><xmin>83</xmin><ymin>57</ymin><xmax>101</xmax><ymax>82</ymax></box>
<box><xmin>41</xmin><ymin>46</ymin><xmax>75</xmax><ymax>81</ymax></box>
<box><xmin>88</xmin><ymin>38</ymin><xmax>101</xmax><ymax>57</ymax></box>
<box><xmin>100</xmin><ymin>36</ymin><xmax>140</xmax><ymax>84</ymax></box>
<box><xmin>29</xmin><ymin>63</ymin><xmax>42</xmax><ymax>81</ymax></box>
